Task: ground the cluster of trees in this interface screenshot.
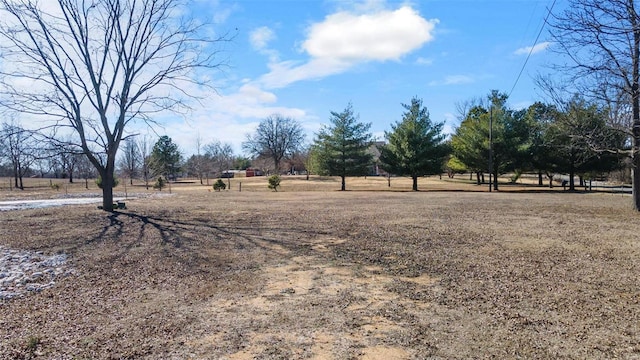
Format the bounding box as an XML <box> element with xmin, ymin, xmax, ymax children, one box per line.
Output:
<box><xmin>117</xmin><ymin>134</ymin><xmax>249</xmax><ymax>188</ymax></box>
<box><xmin>3</xmin><ymin>91</ymin><xmax>627</xmax><ymax>198</ymax></box>
<box><xmin>450</xmin><ymin>91</ymin><xmax>625</xmax><ymax>191</ymax></box>
<box><xmin>240</xmin><ymin>99</ymin><xmax>449</xmax><ymax>192</ymax></box>
<box><xmin>3</xmin><ymin>0</ymin><xmax>640</xmax><ymax>210</ymax></box>
<box><xmin>298</xmin><ymin>99</ymin><xmax>447</xmax><ymax>191</ymax></box>
<box><xmin>0</xmin><ymin>120</ymin><xmax>97</xmax><ymax>190</ymax></box>
<box><xmin>0</xmin><ymin>126</ymin><xmax>240</xmax><ymax>193</ymax></box>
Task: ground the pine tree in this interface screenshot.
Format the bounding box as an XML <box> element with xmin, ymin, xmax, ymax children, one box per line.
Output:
<box><xmin>379</xmin><ymin>97</ymin><xmax>449</xmax><ymax>191</ymax></box>
<box><xmin>150</xmin><ymin>136</ymin><xmax>182</xmax><ymax>181</ymax></box>
<box><xmin>313</xmin><ymin>103</ymin><xmax>373</xmax><ymax>191</ymax></box>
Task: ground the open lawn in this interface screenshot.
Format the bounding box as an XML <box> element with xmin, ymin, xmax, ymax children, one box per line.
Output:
<box><xmin>1</xmin><ymin>176</ymin><xmax>639</xmax><ymax>359</ymax></box>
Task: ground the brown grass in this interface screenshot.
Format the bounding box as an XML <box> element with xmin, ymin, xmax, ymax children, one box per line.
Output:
<box><xmin>1</xmin><ymin>176</ymin><xmax>639</xmax><ymax>359</ymax></box>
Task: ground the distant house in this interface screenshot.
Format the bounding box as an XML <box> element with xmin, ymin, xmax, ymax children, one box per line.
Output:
<box><xmin>245</xmin><ymin>168</ymin><xmax>263</xmax><ymax>177</ymax></box>
<box><xmin>368</xmin><ymin>141</ymin><xmax>387</xmax><ymax>176</ymax></box>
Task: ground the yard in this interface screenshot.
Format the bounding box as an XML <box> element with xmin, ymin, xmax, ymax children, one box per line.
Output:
<box><xmin>1</xmin><ymin>175</ymin><xmax>639</xmax><ymax>359</ymax></box>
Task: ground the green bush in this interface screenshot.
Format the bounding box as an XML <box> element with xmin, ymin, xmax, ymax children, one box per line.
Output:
<box><xmin>153</xmin><ymin>177</ymin><xmax>166</xmax><ymax>191</ymax></box>
<box><xmin>96</xmin><ymin>175</ymin><xmax>119</xmax><ymax>189</ymax></box>
<box><xmin>268</xmin><ymin>175</ymin><xmax>281</xmax><ymax>192</ymax></box>
<box><xmin>510</xmin><ymin>169</ymin><xmax>522</xmax><ymax>183</ymax></box>
<box><xmin>213</xmin><ymin>179</ymin><xmax>226</xmax><ymax>191</ymax></box>
<box><xmin>25</xmin><ymin>335</ymin><xmax>41</xmax><ymax>353</ymax></box>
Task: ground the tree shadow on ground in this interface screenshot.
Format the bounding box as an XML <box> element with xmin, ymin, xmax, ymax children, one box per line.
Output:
<box><xmin>84</xmin><ymin>209</ymin><xmax>335</xmax><ymax>277</ymax></box>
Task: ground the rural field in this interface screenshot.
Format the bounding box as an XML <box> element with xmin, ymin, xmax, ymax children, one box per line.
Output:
<box><xmin>1</xmin><ymin>175</ymin><xmax>639</xmax><ymax>359</ymax></box>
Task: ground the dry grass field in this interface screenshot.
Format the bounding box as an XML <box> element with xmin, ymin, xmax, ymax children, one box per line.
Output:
<box><xmin>1</xmin><ymin>175</ymin><xmax>639</xmax><ymax>359</ymax></box>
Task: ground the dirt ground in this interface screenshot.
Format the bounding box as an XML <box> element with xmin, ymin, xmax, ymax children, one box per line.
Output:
<box><xmin>1</xmin><ymin>175</ymin><xmax>639</xmax><ymax>359</ymax></box>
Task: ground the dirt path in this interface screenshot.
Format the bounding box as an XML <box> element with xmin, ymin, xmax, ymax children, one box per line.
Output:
<box><xmin>186</xmin><ymin>234</ymin><xmax>438</xmax><ymax>359</ymax></box>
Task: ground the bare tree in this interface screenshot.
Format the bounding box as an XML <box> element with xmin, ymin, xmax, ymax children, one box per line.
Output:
<box><xmin>47</xmin><ymin>136</ymin><xmax>85</xmax><ymax>183</ymax></box>
<box><xmin>118</xmin><ymin>137</ymin><xmax>140</xmax><ymax>185</ymax></box>
<box><xmin>186</xmin><ymin>134</ymin><xmax>210</xmax><ymax>184</ymax></box>
<box><xmin>138</xmin><ymin>135</ymin><xmax>153</xmax><ymax>190</ymax></box>
<box><xmin>0</xmin><ymin>120</ymin><xmax>39</xmax><ymax>189</ymax></box>
<box><xmin>548</xmin><ymin>0</ymin><xmax>640</xmax><ymax>209</ymax></box>
<box><xmin>0</xmin><ymin>0</ymin><xmax>227</xmax><ymax>211</ymax></box>
<box><xmin>204</xmin><ymin>140</ymin><xmax>234</xmax><ymax>178</ymax></box>
<box><xmin>243</xmin><ymin>115</ymin><xmax>306</xmax><ymax>174</ymax></box>
<box><xmin>76</xmin><ymin>153</ymin><xmax>96</xmax><ymax>189</ymax></box>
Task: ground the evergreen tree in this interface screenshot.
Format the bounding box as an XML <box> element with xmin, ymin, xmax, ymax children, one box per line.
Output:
<box><xmin>379</xmin><ymin>97</ymin><xmax>449</xmax><ymax>191</ymax></box>
<box><xmin>313</xmin><ymin>103</ymin><xmax>373</xmax><ymax>191</ymax></box>
<box><xmin>450</xmin><ymin>105</ymin><xmax>493</xmax><ymax>185</ymax></box>
<box><xmin>150</xmin><ymin>136</ymin><xmax>182</xmax><ymax>180</ymax></box>
<box><xmin>546</xmin><ymin>97</ymin><xmax>623</xmax><ymax>190</ymax></box>
<box><xmin>451</xmin><ymin>91</ymin><xmax>531</xmax><ymax>190</ymax></box>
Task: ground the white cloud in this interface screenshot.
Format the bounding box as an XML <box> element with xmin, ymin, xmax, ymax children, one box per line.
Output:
<box><xmin>514</xmin><ymin>41</ymin><xmax>551</xmax><ymax>56</ymax></box>
<box><xmin>260</xmin><ymin>58</ymin><xmax>352</xmax><ymax>89</ymax></box>
<box><xmin>193</xmin><ymin>0</ymin><xmax>237</xmax><ymax>24</ymax></box>
<box><xmin>250</xmin><ymin>26</ymin><xmax>275</xmax><ymax>50</ymax></box>
<box><xmin>258</xmin><ymin>4</ymin><xmax>438</xmax><ymax>89</ymax></box>
<box><xmin>302</xmin><ymin>6</ymin><xmax>437</xmax><ymax>62</ymax></box>
<box><xmin>155</xmin><ymin>82</ymin><xmax>312</xmax><ymax>155</ymax></box>
<box><xmin>249</xmin><ymin>26</ymin><xmax>280</xmax><ymax>63</ymax></box>
<box><xmin>429</xmin><ymin>75</ymin><xmax>474</xmax><ymax>86</ymax></box>
<box><xmin>443</xmin><ymin>112</ymin><xmax>456</xmax><ymax>135</ymax></box>
<box><xmin>372</xmin><ymin>131</ymin><xmax>386</xmax><ymax>142</ymax></box>
<box><xmin>415</xmin><ymin>57</ymin><xmax>433</xmax><ymax>66</ymax></box>
<box><xmin>511</xmin><ymin>100</ymin><xmax>534</xmax><ymax>110</ymax></box>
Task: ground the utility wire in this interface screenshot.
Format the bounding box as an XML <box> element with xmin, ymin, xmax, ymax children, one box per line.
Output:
<box><xmin>508</xmin><ymin>0</ymin><xmax>557</xmax><ymax>98</ymax></box>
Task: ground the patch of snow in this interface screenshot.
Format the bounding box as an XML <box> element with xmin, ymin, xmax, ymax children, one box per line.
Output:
<box><xmin>0</xmin><ymin>246</ymin><xmax>75</xmax><ymax>301</ymax></box>
<box><xmin>0</xmin><ymin>197</ymin><xmax>126</xmax><ymax>211</ymax></box>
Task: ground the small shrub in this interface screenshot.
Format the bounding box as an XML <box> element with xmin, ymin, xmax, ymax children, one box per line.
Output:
<box><xmin>268</xmin><ymin>174</ymin><xmax>281</xmax><ymax>192</ymax></box>
<box><xmin>213</xmin><ymin>179</ymin><xmax>226</xmax><ymax>191</ymax></box>
<box><xmin>153</xmin><ymin>177</ymin><xmax>166</xmax><ymax>191</ymax></box>
<box><xmin>96</xmin><ymin>175</ymin><xmax>119</xmax><ymax>189</ymax></box>
<box><xmin>25</xmin><ymin>335</ymin><xmax>41</xmax><ymax>353</ymax></box>
<box><xmin>50</xmin><ymin>183</ymin><xmax>60</xmax><ymax>191</ymax></box>
<box><xmin>510</xmin><ymin>169</ymin><xmax>522</xmax><ymax>183</ymax></box>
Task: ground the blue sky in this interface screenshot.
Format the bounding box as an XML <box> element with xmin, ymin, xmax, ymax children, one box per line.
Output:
<box><xmin>158</xmin><ymin>0</ymin><xmax>560</xmax><ymax>156</ymax></box>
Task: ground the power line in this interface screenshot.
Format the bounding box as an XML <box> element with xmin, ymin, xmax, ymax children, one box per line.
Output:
<box><xmin>508</xmin><ymin>0</ymin><xmax>557</xmax><ymax>98</ymax></box>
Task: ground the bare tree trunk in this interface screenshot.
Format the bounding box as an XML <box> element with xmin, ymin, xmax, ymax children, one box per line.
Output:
<box><xmin>412</xmin><ymin>176</ymin><xmax>418</xmax><ymax>191</ymax></box>
<box><xmin>632</xmin><ymin>6</ymin><xmax>640</xmax><ymax>209</ymax></box>
<box><xmin>634</xmin><ymin>154</ymin><xmax>640</xmax><ymax>209</ymax></box>
<box><xmin>633</xmin><ymin>82</ymin><xmax>640</xmax><ymax>209</ymax></box>
<box><xmin>569</xmin><ymin>157</ymin><xmax>576</xmax><ymax>191</ymax></box>
<box><xmin>341</xmin><ymin>176</ymin><xmax>346</xmax><ymax>191</ymax></box>
<box><xmin>99</xmin><ymin>153</ymin><xmax>117</xmax><ymax>211</ymax></box>
<box><xmin>538</xmin><ymin>171</ymin><xmax>543</xmax><ymax>186</ymax></box>
<box><xmin>13</xmin><ymin>165</ymin><xmax>19</xmax><ymax>190</ymax></box>
<box><xmin>631</xmin><ymin>108</ymin><xmax>640</xmax><ymax>207</ymax></box>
